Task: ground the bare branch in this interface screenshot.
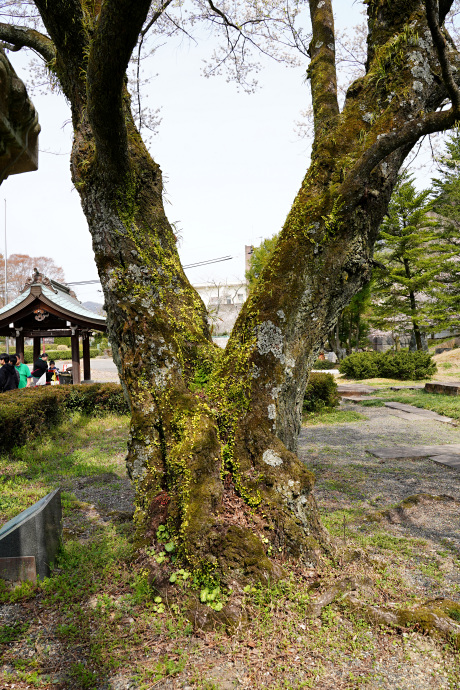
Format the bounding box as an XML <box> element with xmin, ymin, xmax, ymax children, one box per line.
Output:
<box><xmin>0</xmin><ymin>21</ymin><xmax>54</xmax><ymax>62</ymax></box>
<box><xmin>307</xmin><ymin>0</ymin><xmax>339</xmax><ymax>136</ymax></box>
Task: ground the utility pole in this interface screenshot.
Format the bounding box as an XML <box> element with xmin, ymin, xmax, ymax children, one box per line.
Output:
<box><xmin>4</xmin><ymin>199</ymin><xmax>8</xmax><ymax>353</ymax></box>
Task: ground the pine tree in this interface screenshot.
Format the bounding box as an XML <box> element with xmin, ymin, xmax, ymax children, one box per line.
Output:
<box><xmin>371</xmin><ymin>174</ymin><xmax>457</xmax><ymax>349</ymax></box>
<box><xmin>430</xmin><ymin>130</ymin><xmax>460</xmax><ymax>328</ymax></box>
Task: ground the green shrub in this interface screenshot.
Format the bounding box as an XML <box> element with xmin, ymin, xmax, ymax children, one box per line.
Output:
<box><xmin>339</xmin><ymin>352</ymin><xmax>382</xmax><ymax>379</ymax></box>
<box><xmin>64</xmin><ymin>384</ymin><xmax>128</xmax><ymax>415</ymax></box>
<box><xmin>379</xmin><ymin>351</ymin><xmax>436</xmax><ymax>380</ymax></box>
<box><xmin>23</xmin><ymin>348</ymin><xmax>99</xmax><ymax>364</ymax></box>
<box><xmin>312</xmin><ymin>359</ymin><xmax>337</xmax><ymax>370</ymax></box>
<box><xmin>53</xmin><ymin>337</ymin><xmax>71</xmax><ymax>347</ymax></box>
<box><xmin>303</xmin><ymin>372</ymin><xmax>340</xmax><ymax>413</ymax></box>
<box><xmin>0</xmin><ymin>384</ymin><xmax>128</xmax><ymax>452</ymax></box>
<box><xmin>339</xmin><ymin>351</ymin><xmax>436</xmax><ymax>380</ymax></box>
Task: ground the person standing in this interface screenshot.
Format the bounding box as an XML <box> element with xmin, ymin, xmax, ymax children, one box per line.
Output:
<box><xmin>0</xmin><ymin>353</ymin><xmax>19</xmax><ymax>392</ymax></box>
<box><xmin>46</xmin><ymin>360</ymin><xmax>60</xmax><ymax>385</ymax></box>
<box><xmin>31</xmin><ymin>352</ymin><xmax>48</xmax><ymax>386</ymax></box>
<box><xmin>12</xmin><ymin>354</ymin><xmax>32</xmax><ymax>389</ymax></box>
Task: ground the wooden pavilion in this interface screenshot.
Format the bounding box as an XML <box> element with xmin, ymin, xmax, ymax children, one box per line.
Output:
<box><xmin>0</xmin><ymin>269</ymin><xmax>106</xmax><ymax>383</ymax></box>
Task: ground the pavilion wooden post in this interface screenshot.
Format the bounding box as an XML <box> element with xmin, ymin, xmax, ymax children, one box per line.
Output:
<box><xmin>82</xmin><ymin>331</ymin><xmax>91</xmax><ymax>381</ymax></box>
<box><xmin>16</xmin><ymin>332</ymin><xmax>24</xmax><ymax>362</ymax></box>
<box><xmin>71</xmin><ymin>329</ymin><xmax>81</xmax><ymax>384</ymax></box>
<box><xmin>33</xmin><ymin>336</ymin><xmax>40</xmax><ymax>363</ymax></box>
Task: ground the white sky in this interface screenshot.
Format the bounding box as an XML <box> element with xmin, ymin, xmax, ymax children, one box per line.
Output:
<box><xmin>0</xmin><ymin>2</ymin><xmax>384</xmax><ymax>304</ymax></box>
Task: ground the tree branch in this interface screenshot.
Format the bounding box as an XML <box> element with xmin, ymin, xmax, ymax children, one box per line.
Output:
<box><xmin>307</xmin><ymin>0</ymin><xmax>339</xmax><ymax>136</ymax></box>
<box><xmin>341</xmin><ymin>108</ymin><xmax>459</xmax><ymax>208</ymax></box>
<box><xmin>0</xmin><ymin>22</ymin><xmax>55</xmax><ymax>63</ymax></box>
<box><xmin>87</xmin><ymin>0</ymin><xmax>153</xmax><ymax>179</ymax></box>
<box><xmin>341</xmin><ymin>1</ymin><xmax>460</xmax><ymax>209</ymax></box>
<box><xmin>425</xmin><ymin>0</ymin><xmax>460</xmax><ymax>109</ymax></box>
<box><xmin>33</xmin><ymin>0</ymin><xmax>87</xmax><ymax>72</ymax></box>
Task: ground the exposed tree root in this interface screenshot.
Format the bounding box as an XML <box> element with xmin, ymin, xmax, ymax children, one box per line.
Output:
<box><xmin>344</xmin><ymin>595</ymin><xmax>460</xmax><ymax>649</ymax></box>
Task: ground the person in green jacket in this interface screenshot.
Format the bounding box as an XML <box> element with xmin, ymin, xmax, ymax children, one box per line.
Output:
<box><xmin>12</xmin><ymin>354</ymin><xmax>32</xmax><ymax>389</ymax></box>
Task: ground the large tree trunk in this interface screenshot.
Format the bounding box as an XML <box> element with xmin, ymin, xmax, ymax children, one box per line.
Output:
<box><xmin>5</xmin><ymin>0</ymin><xmax>460</xmax><ymax>585</ymax></box>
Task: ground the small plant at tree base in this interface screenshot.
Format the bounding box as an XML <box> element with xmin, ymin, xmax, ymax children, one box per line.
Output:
<box><xmin>156</xmin><ymin>524</ymin><xmax>171</xmax><ymax>542</ymax></box>
<box><xmin>169</xmin><ymin>569</ymin><xmax>190</xmax><ymax>583</ymax></box>
<box><xmin>153</xmin><ymin>596</ymin><xmax>165</xmax><ymax>613</ymax></box>
<box><xmin>200</xmin><ymin>586</ymin><xmax>224</xmax><ymax>611</ymax></box>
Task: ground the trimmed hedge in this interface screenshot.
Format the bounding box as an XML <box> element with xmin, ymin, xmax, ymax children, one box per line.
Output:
<box><xmin>339</xmin><ymin>351</ymin><xmax>437</xmax><ymax>380</ymax></box>
<box><xmin>0</xmin><ymin>384</ymin><xmax>129</xmax><ymax>452</ymax></box>
<box><xmin>312</xmin><ymin>359</ymin><xmax>338</xmax><ymax>370</ymax></box>
<box><xmin>22</xmin><ymin>348</ymin><xmax>99</xmax><ymax>364</ymax></box>
<box><xmin>303</xmin><ymin>372</ymin><xmax>340</xmax><ymax>413</ymax></box>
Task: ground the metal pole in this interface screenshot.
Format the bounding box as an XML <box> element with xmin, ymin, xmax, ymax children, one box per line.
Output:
<box><xmin>4</xmin><ymin>199</ymin><xmax>8</xmax><ymax>354</ymax></box>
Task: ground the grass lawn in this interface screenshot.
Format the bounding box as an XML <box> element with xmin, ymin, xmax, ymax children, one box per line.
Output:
<box><xmin>1</xmin><ymin>414</ymin><xmax>459</xmax><ymax>688</ymax></box>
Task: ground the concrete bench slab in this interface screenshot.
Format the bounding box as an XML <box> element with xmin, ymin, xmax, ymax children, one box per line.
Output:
<box><xmin>0</xmin><ymin>488</ymin><xmax>62</xmax><ymax>580</ymax></box>
<box><xmin>425</xmin><ymin>382</ymin><xmax>460</xmax><ymax>396</ymax></box>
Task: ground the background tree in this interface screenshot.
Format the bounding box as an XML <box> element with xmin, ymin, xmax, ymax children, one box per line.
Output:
<box><xmin>245</xmin><ymin>235</ymin><xmax>278</xmax><ymax>292</ymax></box>
<box><xmin>0</xmin><ymin>253</ymin><xmax>65</xmax><ymax>306</ymax></box>
<box><xmin>370</xmin><ymin>175</ymin><xmax>458</xmax><ymax>349</ymax></box>
<box><xmin>1</xmin><ymin>1</ymin><xmax>460</xmax><ymax>586</ymax></box>
<box><xmin>337</xmin><ymin>284</ymin><xmax>372</xmax><ymax>355</ymax></box>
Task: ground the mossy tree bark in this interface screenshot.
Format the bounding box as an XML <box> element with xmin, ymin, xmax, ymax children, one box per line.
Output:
<box><xmin>3</xmin><ymin>0</ymin><xmax>460</xmax><ymax>584</ymax></box>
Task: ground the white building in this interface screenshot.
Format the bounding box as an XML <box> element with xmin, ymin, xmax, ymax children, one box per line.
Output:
<box><xmin>194</xmin><ymin>281</ymin><xmax>248</xmax><ymax>335</ymax></box>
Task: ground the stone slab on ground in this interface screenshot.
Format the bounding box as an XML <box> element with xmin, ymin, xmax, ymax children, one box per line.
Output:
<box><xmin>389</xmin><ymin>385</ymin><xmax>425</xmax><ymax>391</ymax></box>
<box><xmin>384</xmin><ymin>401</ymin><xmax>454</xmax><ymax>424</ymax></box>
<box><xmin>368</xmin><ymin>444</ymin><xmax>460</xmax><ymax>459</ymax></box>
<box><xmin>425</xmin><ymin>381</ymin><xmax>460</xmax><ymax>395</ymax></box>
<box><xmin>0</xmin><ymin>488</ymin><xmax>62</xmax><ymax>580</ymax></box>
<box><xmin>337</xmin><ymin>384</ymin><xmax>378</xmax><ymax>396</ymax></box>
<box><xmin>386</xmin><ymin>409</ymin><xmax>432</xmax><ymax>423</ymax></box>
<box><xmin>341</xmin><ymin>395</ymin><xmax>382</xmax><ymax>402</ymax></box>
<box><xmin>430</xmin><ymin>454</ymin><xmax>460</xmax><ymax>469</ymax></box>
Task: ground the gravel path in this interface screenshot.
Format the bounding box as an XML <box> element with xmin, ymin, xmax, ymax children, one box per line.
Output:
<box><xmin>299</xmin><ymin>403</ymin><xmax>460</xmax><ymax>508</ymax></box>
<box><xmin>299</xmin><ymin>402</ymin><xmax>460</xmax><ymax>600</ymax></box>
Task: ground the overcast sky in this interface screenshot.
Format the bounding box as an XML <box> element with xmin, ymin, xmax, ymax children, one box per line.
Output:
<box><xmin>1</xmin><ymin>2</ymin><xmax>381</xmax><ymax>304</ymax></box>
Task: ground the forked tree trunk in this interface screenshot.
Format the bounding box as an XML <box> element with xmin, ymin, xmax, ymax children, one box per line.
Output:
<box><xmin>6</xmin><ymin>0</ymin><xmax>460</xmax><ymax>585</ymax></box>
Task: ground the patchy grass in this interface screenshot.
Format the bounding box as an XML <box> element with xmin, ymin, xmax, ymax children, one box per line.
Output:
<box><xmin>303</xmin><ymin>408</ymin><xmax>367</xmax><ymax>426</ymax></box>
<box><xmin>357</xmin><ymin>399</ymin><xmax>387</xmax><ymax>407</ymax></box>
<box><xmin>373</xmin><ymin>389</ymin><xmax>460</xmax><ymax>421</ymax></box>
<box><xmin>0</xmin><ymin>412</ymin><xmax>129</xmax><ymax>523</ymax></box>
<box><xmin>1</xmin><ymin>414</ymin><xmax>460</xmax><ymax>688</ymax></box>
